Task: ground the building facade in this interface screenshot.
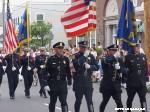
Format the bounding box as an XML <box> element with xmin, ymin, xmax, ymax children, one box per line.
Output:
<box><xmin>11</xmin><ymin>0</ymin><xmax>71</xmax><ymax>47</ymax></box>
<box><xmin>96</xmin><ymin>0</ymin><xmax>144</xmax><ymax>48</ymax></box>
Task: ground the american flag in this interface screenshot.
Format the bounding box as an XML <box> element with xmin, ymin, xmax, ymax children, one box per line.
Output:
<box><xmin>4</xmin><ymin>0</ymin><xmax>19</xmax><ymax>55</ymax></box>
<box><xmin>61</xmin><ymin>0</ymin><xmax>96</xmax><ymax>37</ymax></box>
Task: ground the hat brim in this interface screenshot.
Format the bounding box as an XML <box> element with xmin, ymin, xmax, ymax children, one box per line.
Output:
<box><xmin>54</xmin><ymin>46</ymin><xmax>64</xmax><ymax>48</ymax></box>
<box><xmin>79</xmin><ymin>44</ymin><xmax>87</xmax><ymax>48</ymax></box>
<box><xmin>108</xmin><ymin>48</ymin><xmax>118</xmax><ymax>50</ymax></box>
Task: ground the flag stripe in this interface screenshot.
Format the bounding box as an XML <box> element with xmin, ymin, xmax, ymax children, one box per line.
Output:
<box><xmin>65</xmin><ymin>23</ymin><xmax>88</xmax><ymax>32</ymax></box>
<box><xmin>64</xmin><ymin>18</ymin><xmax>88</xmax><ymax>29</ymax></box>
<box><xmin>62</xmin><ymin>14</ymin><xmax>88</xmax><ymax>25</ymax></box>
<box><xmin>66</xmin><ymin>27</ymin><xmax>88</xmax><ymax>37</ymax></box>
<box><xmin>61</xmin><ymin>0</ymin><xmax>96</xmax><ymax>37</ymax></box>
<box><xmin>4</xmin><ymin>0</ymin><xmax>19</xmax><ymax>55</ymax></box>
<box><xmin>61</xmin><ymin>10</ymin><xmax>89</xmax><ymax>22</ymax></box>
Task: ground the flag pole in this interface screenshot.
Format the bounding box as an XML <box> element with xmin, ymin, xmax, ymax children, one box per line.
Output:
<box><xmin>144</xmin><ymin>0</ymin><xmax>150</xmax><ymax>62</ymax></box>
<box><xmin>26</xmin><ymin>4</ymin><xmax>30</xmax><ymax>66</ymax></box>
<box><xmin>2</xmin><ymin>0</ymin><xmax>5</xmax><ymax>54</ymax></box>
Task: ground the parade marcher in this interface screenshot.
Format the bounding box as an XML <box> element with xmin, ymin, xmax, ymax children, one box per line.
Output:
<box><xmin>0</xmin><ymin>51</ymin><xmax>5</xmax><ymax>96</ymax></box>
<box><xmin>4</xmin><ymin>51</ymin><xmax>21</xmax><ymax>99</ymax></box>
<box><xmin>99</xmin><ymin>44</ymin><xmax>124</xmax><ymax>112</ymax></box>
<box><xmin>124</xmin><ymin>43</ymin><xmax>149</xmax><ymax>112</ymax></box>
<box><xmin>35</xmin><ymin>47</ymin><xmax>48</xmax><ymax>98</ymax></box>
<box><xmin>20</xmin><ymin>48</ymin><xmax>35</xmax><ymax>98</ymax></box>
<box><xmin>45</xmin><ymin>42</ymin><xmax>72</xmax><ymax>112</ymax></box>
<box><xmin>72</xmin><ymin>41</ymin><xmax>99</xmax><ymax>112</ymax></box>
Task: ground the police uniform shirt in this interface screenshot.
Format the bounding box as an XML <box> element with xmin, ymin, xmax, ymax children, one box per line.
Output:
<box><xmin>0</xmin><ymin>56</ymin><xmax>5</xmax><ymax>75</ymax></box>
<box><xmin>4</xmin><ymin>53</ymin><xmax>21</xmax><ymax>74</ymax></box>
<box><xmin>124</xmin><ymin>52</ymin><xmax>149</xmax><ymax>87</ymax></box>
<box><xmin>72</xmin><ymin>51</ymin><xmax>99</xmax><ymax>89</ymax></box>
<box><xmin>45</xmin><ymin>55</ymin><xmax>71</xmax><ymax>85</ymax></box>
<box><xmin>35</xmin><ymin>54</ymin><xmax>48</xmax><ymax>73</ymax></box>
<box><xmin>20</xmin><ymin>55</ymin><xmax>35</xmax><ymax>75</ymax></box>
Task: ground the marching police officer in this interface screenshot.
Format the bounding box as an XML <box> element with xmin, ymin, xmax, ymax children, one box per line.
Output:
<box><xmin>99</xmin><ymin>44</ymin><xmax>124</xmax><ymax>112</ymax></box>
<box><xmin>72</xmin><ymin>41</ymin><xmax>99</xmax><ymax>112</ymax></box>
<box><xmin>0</xmin><ymin>52</ymin><xmax>5</xmax><ymax>92</ymax></box>
<box><xmin>45</xmin><ymin>42</ymin><xmax>72</xmax><ymax>112</ymax></box>
<box><xmin>35</xmin><ymin>47</ymin><xmax>48</xmax><ymax>98</ymax></box>
<box><xmin>4</xmin><ymin>51</ymin><xmax>21</xmax><ymax>99</ymax></box>
<box><xmin>20</xmin><ymin>48</ymin><xmax>35</xmax><ymax>98</ymax></box>
<box><xmin>124</xmin><ymin>43</ymin><xmax>149</xmax><ymax>112</ymax></box>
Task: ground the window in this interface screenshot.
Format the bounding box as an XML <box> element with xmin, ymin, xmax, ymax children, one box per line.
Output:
<box><xmin>36</xmin><ymin>14</ymin><xmax>43</xmax><ymax>21</ymax></box>
<box><xmin>133</xmin><ymin>0</ymin><xmax>137</xmax><ymax>7</ymax></box>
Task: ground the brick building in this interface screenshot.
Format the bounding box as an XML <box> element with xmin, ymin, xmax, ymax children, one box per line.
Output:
<box><xmin>96</xmin><ymin>0</ymin><xmax>144</xmax><ymax>48</ymax></box>
<box><xmin>69</xmin><ymin>0</ymin><xmax>144</xmax><ymax>48</ymax></box>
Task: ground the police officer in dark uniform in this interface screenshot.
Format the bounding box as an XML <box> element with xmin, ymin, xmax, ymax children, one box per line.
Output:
<box><xmin>35</xmin><ymin>47</ymin><xmax>48</xmax><ymax>98</ymax></box>
<box><xmin>99</xmin><ymin>44</ymin><xmax>124</xmax><ymax>112</ymax></box>
<box><xmin>20</xmin><ymin>48</ymin><xmax>35</xmax><ymax>98</ymax></box>
<box><xmin>72</xmin><ymin>41</ymin><xmax>99</xmax><ymax>112</ymax></box>
<box><xmin>45</xmin><ymin>42</ymin><xmax>72</xmax><ymax>112</ymax></box>
<box><xmin>124</xmin><ymin>43</ymin><xmax>149</xmax><ymax>112</ymax></box>
<box><xmin>0</xmin><ymin>53</ymin><xmax>5</xmax><ymax>90</ymax></box>
<box><xmin>4</xmin><ymin>51</ymin><xmax>21</xmax><ymax>99</ymax></box>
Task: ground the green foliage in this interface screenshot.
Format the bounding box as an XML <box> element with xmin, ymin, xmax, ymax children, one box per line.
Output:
<box><xmin>95</xmin><ymin>48</ymin><xmax>102</xmax><ymax>57</ymax></box>
<box><xmin>30</xmin><ymin>21</ymin><xmax>52</xmax><ymax>49</ymax></box>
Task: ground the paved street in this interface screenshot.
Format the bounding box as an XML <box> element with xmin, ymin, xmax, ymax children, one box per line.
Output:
<box><xmin>0</xmin><ymin>75</ymin><xmax>150</xmax><ymax>112</ymax></box>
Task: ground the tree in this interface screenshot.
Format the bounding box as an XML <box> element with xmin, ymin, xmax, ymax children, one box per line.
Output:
<box><xmin>30</xmin><ymin>21</ymin><xmax>53</xmax><ymax>49</ymax></box>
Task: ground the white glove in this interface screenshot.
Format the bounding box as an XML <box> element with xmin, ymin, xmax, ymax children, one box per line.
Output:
<box><xmin>27</xmin><ymin>53</ymin><xmax>30</xmax><ymax>57</ymax></box>
<box><xmin>12</xmin><ymin>67</ymin><xmax>16</xmax><ymax>71</ymax></box>
<box><xmin>44</xmin><ymin>86</ymin><xmax>50</xmax><ymax>91</ymax></box>
<box><xmin>27</xmin><ymin>66</ymin><xmax>31</xmax><ymax>71</ymax></box>
<box><xmin>85</xmin><ymin>63</ymin><xmax>90</xmax><ymax>69</ymax></box>
<box><xmin>122</xmin><ymin>83</ymin><xmax>127</xmax><ymax>89</ymax></box>
<box><xmin>40</xmin><ymin>65</ymin><xmax>44</xmax><ymax>68</ymax></box>
<box><xmin>115</xmin><ymin>63</ymin><xmax>120</xmax><ymax>70</ymax></box>
<box><xmin>114</xmin><ymin>52</ymin><xmax>120</xmax><ymax>58</ymax></box>
<box><xmin>0</xmin><ymin>59</ymin><xmax>2</xmax><ymax>63</ymax></box>
<box><xmin>146</xmin><ymin>82</ymin><xmax>150</xmax><ymax>86</ymax></box>
<box><xmin>84</xmin><ymin>51</ymin><xmax>90</xmax><ymax>57</ymax></box>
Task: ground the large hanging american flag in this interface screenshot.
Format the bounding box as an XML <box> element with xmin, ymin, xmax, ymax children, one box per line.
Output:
<box><xmin>61</xmin><ymin>0</ymin><xmax>96</xmax><ymax>37</ymax></box>
<box><xmin>4</xmin><ymin>0</ymin><xmax>19</xmax><ymax>55</ymax></box>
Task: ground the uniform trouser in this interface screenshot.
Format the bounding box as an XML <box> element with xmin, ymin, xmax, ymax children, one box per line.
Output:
<box><xmin>100</xmin><ymin>91</ymin><xmax>123</xmax><ymax>112</ymax></box>
<box><xmin>23</xmin><ymin>73</ymin><xmax>33</xmax><ymax>96</ymax></box>
<box><xmin>0</xmin><ymin>74</ymin><xmax>3</xmax><ymax>86</ymax></box>
<box><xmin>126</xmin><ymin>86</ymin><xmax>147</xmax><ymax>112</ymax></box>
<box><xmin>74</xmin><ymin>87</ymin><xmax>94</xmax><ymax>112</ymax></box>
<box><xmin>7</xmin><ymin>72</ymin><xmax>19</xmax><ymax>97</ymax></box>
<box><xmin>38</xmin><ymin>73</ymin><xmax>46</xmax><ymax>95</ymax></box>
<box><xmin>48</xmin><ymin>89</ymin><xmax>68</xmax><ymax>112</ymax></box>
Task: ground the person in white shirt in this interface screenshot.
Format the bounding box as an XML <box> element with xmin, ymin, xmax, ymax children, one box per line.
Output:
<box><xmin>90</xmin><ymin>48</ymin><xmax>97</xmax><ymax>59</ymax></box>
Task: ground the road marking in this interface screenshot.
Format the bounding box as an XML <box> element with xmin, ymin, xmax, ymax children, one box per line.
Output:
<box><xmin>43</xmin><ymin>103</ymin><xmax>72</xmax><ymax>112</ymax></box>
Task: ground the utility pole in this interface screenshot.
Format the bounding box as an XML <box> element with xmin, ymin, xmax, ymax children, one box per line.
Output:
<box><xmin>2</xmin><ymin>0</ymin><xmax>5</xmax><ymax>53</ymax></box>
<box><xmin>144</xmin><ymin>0</ymin><xmax>150</xmax><ymax>62</ymax></box>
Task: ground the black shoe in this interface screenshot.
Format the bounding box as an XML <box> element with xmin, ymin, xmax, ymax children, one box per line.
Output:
<box><xmin>10</xmin><ymin>95</ymin><xmax>15</xmax><ymax>99</ymax></box>
<box><xmin>40</xmin><ymin>93</ymin><xmax>43</xmax><ymax>97</ymax></box>
<box><xmin>44</xmin><ymin>94</ymin><xmax>47</xmax><ymax>98</ymax></box>
<box><xmin>26</xmin><ymin>95</ymin><xmax>30</xmax><ymax>98</ymax></box>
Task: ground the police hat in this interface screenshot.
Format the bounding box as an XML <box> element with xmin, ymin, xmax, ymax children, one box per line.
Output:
<box><xmin>107</xmin><ymin>44</ymin><xmax>118</xmax><ymax>50</ymax></box>
<box><xmin>78</xmin><ymin>41</ymin><xmax>88</xmax><ymax>47</ymax></box>
<box><xmin>134</xmin><ymin>43</ymin><xmax>140</xmax><ymax>47</ymax></box>
<box><xmin>53</xmin><ymin>42</ymin><xmax>65</xmax><ymax>48</ymax></box>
